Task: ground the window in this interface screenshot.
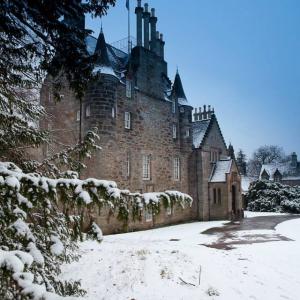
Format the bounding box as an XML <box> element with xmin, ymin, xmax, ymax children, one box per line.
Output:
<box><xmin>112</xmin><ymin>106</ymin><xmax>116</xmax><ymax>118</ymax></box>
<box><xmin>172</xmin><ymin>124</ymin><xmax>177</xmax><ymax>139</ymax></box>
<box><xmin>126</xmin><ymin>79</ymin><xmax>131</xmax><ymax>98</ymax></box>
<box><xmin>124</xmin><ymin>112</ymin><xmax>131</xmax><ymax>129</ymax></box>
<box><xmin>142</xmin><ymin>155</ymin><xmax>151</xmax><ymax>180</ymax></box>
<box><xmin>172</xmin><ymin>101</ymin><xmax>176</xmax><ymax>114</ymax></box>
<box><xmin>213</xmin><ymin>188</ymin><xmax>217</xmax><ymax>204</ymax></box>
<box><xmin>166</xmin><ymin>206</ymin><xmax>172</xmax><ymax>216</ymax></box>
<box><xmin>218</xmin><ymin>188</ymin><xmax>222</xmax><ymax>204</ymax></box>
<box><xmin>173</xmin><ymin>157</ymin><xmax>180</xmax><ymax>181</ymax></box>
<box><xmin>210</xmin><ymin>150</ymin><xmax>219</xmax><ymax>162</ymax></box>
<box><xmin>59</xmin><ymin>94</ymin><xmax>64</xmax><ymax>99</ymax></box>
<box><xmin>145</xmin><ymin>209</ymin><xmax>153</xmax><ymax>222</ymax></box>
<box><xmin>185</xmin><ymin>128</ymin><xmax>190</xmax><ymax>137</ymax></box>
<box><xmin>126</xmin><ymin>152</ymin><xmax>130</xmax><ymax>178</ymax></box>
<box><xmin>85</xmin><ymin>105</ymin><xmax>91</xmax><ymax>117</ymax></box>
<box><xmin>76</xmin><ymin>110</ymin><xmax>80</xmax><ymax>122</ymax></box>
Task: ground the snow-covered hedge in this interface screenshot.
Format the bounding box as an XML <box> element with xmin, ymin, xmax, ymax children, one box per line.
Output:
<box><xmin>246</xmin><ymin>180</ymin><xmax>300</xmax><ymax>213</ymax></box>
<box><xmin>0</xmin><ymin>162</ymin><xmax>193</xmax><ymax>299</ymax></box>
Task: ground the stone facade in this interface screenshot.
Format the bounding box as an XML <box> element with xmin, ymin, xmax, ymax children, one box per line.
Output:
<box><xmin>39</xmin><ymin>1</ymin><xmax>242</xmax><ymax>232</ymax></box>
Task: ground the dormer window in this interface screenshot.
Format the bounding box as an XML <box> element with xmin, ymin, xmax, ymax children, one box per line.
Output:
<box><xmin>126</xmin><ymin>79</ymin><xmax>132</xmax><ymax>98</ymax></box>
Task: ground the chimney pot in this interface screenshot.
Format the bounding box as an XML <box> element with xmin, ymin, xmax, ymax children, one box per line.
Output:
<box><xmin>208</xmin><ymin>105</ymin><xmax>211</xmax><ymax>111</ymax></box>
<box><xmin>151</xmin><ymin>8</ymin><xmax>155</xmax><ymax>17</ymax></box>
<box><xmin>160</xmin><ymin>33</ymin><xmax>163</xmax><ymax>40</ymax></box>
<box><xmin>203</xmin><ymin>105</ymin><xmax>207</xmax><ymax>112</ymax></box>
<box><xmin>144</xmin><ymin>3</ymin><xmax>148</xmax><ymax>12</ymax></box>
<box><xmin>137</xmin><ymin>0</ymin><xmax>141</xmax><ymax>7</ymax></box>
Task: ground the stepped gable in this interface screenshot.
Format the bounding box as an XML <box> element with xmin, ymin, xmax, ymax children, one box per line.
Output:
<box><xmin>192</xmin><ymin>114</ymin><xmax>227</xmax><ymax>149</ymax></box>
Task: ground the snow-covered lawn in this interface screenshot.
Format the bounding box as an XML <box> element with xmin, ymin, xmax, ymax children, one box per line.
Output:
<box><xmin>62</xmin><ymin>212</ymin><xmax>300</xmax><ymax>300</ymax></box>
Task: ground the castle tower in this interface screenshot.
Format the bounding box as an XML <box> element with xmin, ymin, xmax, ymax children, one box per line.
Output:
<box><xmin>171</xmin><ymin>70</ymin><xmax>193</xmax><ymax>150</ymax></box>
<box><xmin>83</xmin><ymin>28</ymin><xmax>118</xmax><ymax>138</ymax></box>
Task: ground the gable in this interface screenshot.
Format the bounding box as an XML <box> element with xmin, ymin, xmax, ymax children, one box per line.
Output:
<box><xmin>198</xmin><ymin>115</ymin><xmax>227</xmax><ymax>153</ymax></box>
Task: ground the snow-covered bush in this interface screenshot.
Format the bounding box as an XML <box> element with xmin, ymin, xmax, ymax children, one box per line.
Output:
<box><xmin>246</xmin><ymin>180</ymin><xmax>300</xmax><ymax>213</ymax></box>
<box><xmin>0</xmin><ymin>162</ymin><xmax>193</xmax><ymax>299</ymax></box>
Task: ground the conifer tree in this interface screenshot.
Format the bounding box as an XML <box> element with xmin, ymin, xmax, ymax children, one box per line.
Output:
<box><xmin>0</xmin><ymin>0</ymin><xmax>115</xmax><ymax>167</ymax></box>
<box><xmin>236</xmin><ymin>149</ymin><xmax>247</xmax><ymax>175</ymax></box>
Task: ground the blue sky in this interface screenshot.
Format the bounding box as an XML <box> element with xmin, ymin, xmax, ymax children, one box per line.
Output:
<box><xmin>86</xmin><ymin>0</ymin><xmax>300</xmax><ymax>159</ymax></box>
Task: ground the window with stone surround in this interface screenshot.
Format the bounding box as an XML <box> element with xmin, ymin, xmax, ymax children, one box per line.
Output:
<box><xmin>85</xmin><ymin>104</ymin><xmax>91</xmax><ymax>117</ymax></box>
<box><xmin>142</xmin><ymin>155</ymin><xmax>151</xmax><ymax>180</ymax></box>
<box><xmin>172</xmin><ymin>124</ymin><xmax>177</xmax><ymax>139</ymax></box>
<box><xmin>173</xmin><ymin>157</ymin><xmax>180</xmax><ymax>181</ymax></box>
<box><xmin>218</xmin><ymin>188</ymin><xmax>222</xmax><ymax>204</ymax></box>
<box><xmin>210</xmin><ymin>150</ymin><xmax>219</xmax><ymax>163</ymax></box>
<box><xmin>172</xmin><ymin>101</ymin><xmax>176</xmax><ymax>114</ymax></box>
<box><xmin>124</xmin><ymin>112</ymin><xmax>131</xmax><ymax>129</ymax></box>
<box><xmin>213</xmin><ymin>188</ymin><xmax>217</xmax><ymax>204</ymax></box>
<box><xmin>126</xmin><ymin>79</ymin><xmax>131</xmax><ymax>98</ymax></box>
<box><xmin>185</xmin><ymin>128</ymin><xmax>190</xmax><ymax>137</ymax></box>
<box><xmin>126</xmin><ymin>152</ymin><xmax>130</xmax><ymax>178</ymax></box>
<box><xmin>145</xmin><ymin>209</ymin><xmax>152</xmax><ymax>222</ymax></box>
<box><xmin>76</xmin><ymin>110</ymin><xmax>80</xmax><ymax>122</ymax></box>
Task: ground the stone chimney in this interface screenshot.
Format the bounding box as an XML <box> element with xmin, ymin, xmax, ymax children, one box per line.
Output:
<box><xmin>193</xmin><ymin>105</ymin><xmax>215</xmax><ymax>121</ymax></box>
<box><xmin>155</xmin><ymin>31</ymin><xmax>161</xmax><ymax>56</ymax></box>
<box><xmin>135</xmin><ymin>0</ymin><xmax>143</xmax><ymax>47</ymax></box>
<box><xmin>149</xmin><ymin>8</ymin><xmax>157</xmax><ymax>53</ymax></box>
<box><xmin>291</xmin><ymin>152</ymin><xmax>298</xmax><ymax>168</ymax></box>
<box><xmin>159</xmin><ymin>33</ymin><xmax>165</xmax><ymax>59</ymax></box>
<box><xmin>143</xmin><ymin>3</ymin><xmax>150</xmax><ymax>49</ymax></box>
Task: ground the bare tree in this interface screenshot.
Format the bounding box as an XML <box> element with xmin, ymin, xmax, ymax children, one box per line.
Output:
<box><xmin>247</xmin><ymin>145</ymin><xmax>286</xmax><ymax>177</ymax></box>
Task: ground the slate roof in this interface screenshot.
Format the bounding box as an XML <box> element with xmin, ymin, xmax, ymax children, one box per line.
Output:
<box><xmin>85</xmin><ymin>34</ymin><xmax>128</xmax><ymax>74</ymax></box>
<box><xmin>209</xmin><ymin>158</ymin><xmax>232</xmax><ymax>183</ymax></box>
<box><xmin>259</xmin><ymin>162</ymin><xmax>300</xmax><ymax>181</ymax></box>
<box><xmin>171</xmin><ymin>71</ymin><xmax>188</xmax><ymax>105</ymax></box>
<box><xmin>192</xmin><ymin>114</ymin><xmax>227</xmax><ymax>149</ymax></box>
<box><xmin>192</xmin><ymin>119</ymin><xmax>210</xmax><ymax>148</ymax></box>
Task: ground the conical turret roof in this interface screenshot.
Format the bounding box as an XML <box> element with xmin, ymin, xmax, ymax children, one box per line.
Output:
<box><xmin>94</xmin><ymin>28</ymin><xmax>111</xmax><ymax>67</ymax></box>
<box><xmin>171</xmin><ymin>70</ymin><xmax>188</xmax><ymax>104</ymax></box>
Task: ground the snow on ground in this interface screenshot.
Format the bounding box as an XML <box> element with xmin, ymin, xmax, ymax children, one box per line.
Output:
<box><xmin>61</xmin><ymin>212</ymin><xmax>300</xmax><ymax>300</ymax></box>
<box><xmin>244</xmin><ymin>211</ymin><xmax>289</xmax><ymax>218</ymax></box>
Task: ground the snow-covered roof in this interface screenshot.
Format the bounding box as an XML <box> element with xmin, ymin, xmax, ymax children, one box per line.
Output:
<box><xmin>259</xmin><ymin>162</ymin><xmax>295</xmax><ymax>181</ymax></box>
<box><xmin>209</xmin><ymin>159</ymin><xmax>232</xmax><ymax>183</ymax></box>
<box><xmin>85</xmin><ymin>35</ymin><xmax>128</xmax><ymax>75</ymax></box>
<box><xmin>192</xmin><ymin>119</ymin><xmax>211</xmax><ymax>148</ymax></box>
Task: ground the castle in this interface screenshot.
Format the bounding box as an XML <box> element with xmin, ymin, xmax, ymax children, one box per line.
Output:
<box><xmin>40</xmin><ymin>1</ymin><xmax>242</xmax><ymax>232</ymax></box>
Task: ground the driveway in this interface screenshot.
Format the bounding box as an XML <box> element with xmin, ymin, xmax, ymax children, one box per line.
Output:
<box><xmin>201</xmin><ymin>214</ymin><xmax>300</xmax><ymax>250</ymax></box>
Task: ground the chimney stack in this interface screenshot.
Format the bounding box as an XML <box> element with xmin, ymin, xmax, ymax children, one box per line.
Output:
<box><xmin>160</xmin><ymin>33</ymin><xmax>165</xmax><ymax>59</ymax></box>
<box><xmin>150</xmin><ymin>8</ymin><xmax>157</xmax><ymax>53</ymax></box>
<box><xmin>143</xmin><ymin>3</ymin><xmax>150</xmax><ymax>49</ymax></box>
<box><xmin>135</xmin><ymin>0</ymin><xmax>143</xmax><ymax>47</ymax></box>
<box><xmin>193</xmin><ymin>105</ymin><xmax>215</xmax><ymax>121</ymax></box>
